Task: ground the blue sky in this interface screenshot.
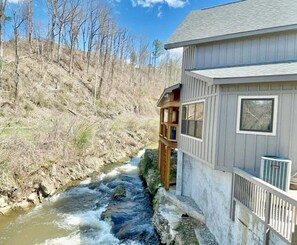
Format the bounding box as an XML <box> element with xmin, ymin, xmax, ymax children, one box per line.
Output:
<box><xmin>110</xmin><ymin>0</ymin><xmax>236</xmax><ymax>44</ymax></box>
<box><xmin>6</xmin><ymin>0</ymin><xmax>236</xmax><ymax>49</ymax></box>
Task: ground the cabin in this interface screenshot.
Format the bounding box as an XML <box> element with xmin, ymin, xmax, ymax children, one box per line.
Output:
<box><xmin>157</xmin><ymin>84</ymin><xmax>181</xmax><ymax>190</ymax></box>
<box><xmin>165</xmin><ymin>0</ymin><xmax>297</xmax><ymax>244</ymax></box>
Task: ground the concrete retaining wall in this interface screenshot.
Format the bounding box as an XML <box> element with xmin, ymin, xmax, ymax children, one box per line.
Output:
<box><xmin>177</xmin><ymin>151</ymin><xmax>287</xmax><ymax>245</ymax></box>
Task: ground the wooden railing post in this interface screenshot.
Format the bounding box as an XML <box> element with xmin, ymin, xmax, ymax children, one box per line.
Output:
<box><xmin>264</xmin><ymin>192</ymin><xmax>272</xmax><ymax>245</ymax></box>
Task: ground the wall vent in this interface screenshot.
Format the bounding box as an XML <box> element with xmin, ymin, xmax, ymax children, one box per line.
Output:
<box><xmin>260</xmin><ymin>156</ymin><xmax>292</xmax><ymax>192</ymax></box>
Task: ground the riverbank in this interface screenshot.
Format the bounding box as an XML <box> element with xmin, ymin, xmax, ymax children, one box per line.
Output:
<box><xmin>0</xmin><ymin>151</ymin><xmax>160</xmax><ymax>245</ymax></box>
<box><xmin>139</xmin><ymin>149</ymin><xmax>218</xmax><ymax>245</ymax></box>
<box><xmin>0</xmin><ymin>125</ymin><xmax>157</xmax><ymax>217</ymax></box>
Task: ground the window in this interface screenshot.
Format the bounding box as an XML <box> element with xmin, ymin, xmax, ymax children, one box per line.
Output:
<box><xmin>181</xmin><ymin>100</ymin><xmax>204</xmax><ymax>140</ymax></box>
<box><xmin>237</xmin><ymin>96</ymin><xmax>278</xmax><ymax>135</ymax></box>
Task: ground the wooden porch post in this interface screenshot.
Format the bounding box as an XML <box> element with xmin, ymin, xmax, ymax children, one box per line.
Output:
<box><xmin>165</xmin><ymin>146</ymin><xmax>171</xmax><ymax>190</ymax></box>
<box><xmin>158</xmin><ymin>141</ymin><xmax>161</xmax><ymax>170</ymax></box>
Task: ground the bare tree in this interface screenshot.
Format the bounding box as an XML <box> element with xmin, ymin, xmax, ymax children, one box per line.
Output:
<box><xmin>56</xmin><ymin>0</ymin><xmax>69</xmax><ymax>64</ymax></box>
<box><xmin>98</xmin><ymin>22</ymin><xmax>110</xmax><ymax>99</ymax></box>
<box><xmin>93</xmin><ymin>7</ymin><xmax>111</xmax><ymax>101</ymax></box>
<box><xmin>24</xmin><ymin>0</ymin><xmax>33</xmax><ymax>52</ymax></box>
<box><xmin>11</xmin><ymin>4</ymin><xmax>27</xmax><ymax>101</ymax></box>
<box><xmin>0</xmin><ymin>0</ymin><xmax>182</xmax><ymax>106</ymax></box>
<box><xmin>86</xmin><ymin>3</ymin><xmax>107</xmax><ymax>73</ymax></box>
<box><xmin>67</xmin><ymin>0</ymin><xmax>86</xmax><ymax>74</ymax></box>
<box><xmin>47</xmin><ymin>0</ymin><xmax>58</xmax><ymax>60</ymax></box>
<box><xmin>0</xmin><ymin>0</ymin><xmax>7</xmax><ymax>83</ymax></box>
<box><xmin>108</xmin><ymin>24</ymin><xmax>122</xmax><ymax>90</ymax></box>
<box><xmin>137</xmin><ymin>38</ymin><xmax>149</xmax><ymax>85</ymax></box>
<box><xmin>80</xmin><ymin>13</ymin><xmax>89</xmax><ymax>60</ymax></box>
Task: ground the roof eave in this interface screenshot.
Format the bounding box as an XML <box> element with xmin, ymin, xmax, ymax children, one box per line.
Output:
<box><xmin>186</xmin><ymin>71</ymin><xmax>297</xmax><ymax>85</ymax></box>
<box><xmin>213</xmin><ymin>74</ymin><xmax>297</xmax><ymax>85</ymax></box>
<box><xmin>165</xmin><ymin>24</ymin><xmax>297</xmax><ymax>50</ymax></box>
<box><xmin>157</xmin><ymin>83</ymin><xmax>182</xmax><ymax>107</ymax></box>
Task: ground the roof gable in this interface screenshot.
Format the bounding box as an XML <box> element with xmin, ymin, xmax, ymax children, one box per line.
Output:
<box><xmin>165</xmin><ymin>0</ymin><xmax>297</xmax><ymax>49</ymax></box>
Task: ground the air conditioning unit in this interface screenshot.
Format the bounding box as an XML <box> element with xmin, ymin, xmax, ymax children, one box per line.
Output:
<box><xmin>260</xmin><ymin>156</ymin><xmax>292</xmax><ymax>192</ymax></box>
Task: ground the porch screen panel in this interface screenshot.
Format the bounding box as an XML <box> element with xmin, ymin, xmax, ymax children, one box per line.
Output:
<box><xmin>181</xmin><ymin>105</ymin><xmax>188</xmax><ymax>134</ymax></box>
<box><xmin>188</xmin><ymin>104</ymin><xmax>195</xmax><ymax>136</ymax></box>
<box><xmin>195</xmin><ymin>102</ymin><xmax>204</xmax><ymax>139</ymax></box>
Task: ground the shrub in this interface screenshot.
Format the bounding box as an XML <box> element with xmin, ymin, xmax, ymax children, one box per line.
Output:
<box><xmin>74</xmin><ymin>124</ymin><xmax>94</xmax><ymax>150</ymax></box>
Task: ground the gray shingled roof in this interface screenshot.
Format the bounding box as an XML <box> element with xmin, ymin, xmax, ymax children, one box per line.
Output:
<box><xmin>186</xmin><ymin>62</ymin><xmax>297</xmax><ymax>85</ymax></box>
<box><xmin>165</xmin><ymin>0</ymin><xmax>297</xmax><ymax>49</ymax></box>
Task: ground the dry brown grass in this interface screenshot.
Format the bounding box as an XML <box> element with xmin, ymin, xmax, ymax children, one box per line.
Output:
<box><xmin>0</xmin><ymin>40</ymin><xmax>164</xmax><ymax>200</ymax></box>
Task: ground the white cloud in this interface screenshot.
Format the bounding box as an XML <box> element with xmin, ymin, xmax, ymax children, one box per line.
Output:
<box><xmin>160</xmin><ymin>47</ymin><xmax>183</xmax><ymax>61</ymax></box>
<box><xmin>168</xmin><ymin>47</ymin><xmax>183</xmax><ymax>59</ymax></box>
<box><xmin>7</xmin><ymin>0</ymin><xmax>26</xmax><ymax>4</ymax></box>
<box><xmin>131</xmin><ymin>0</ymin><xmax>187</xmax><ymax>8</ymax></box>
<box><xmin>157</xmin><ymin>5</ymin><xmax>162</xmax><ymax>18</ymax></box>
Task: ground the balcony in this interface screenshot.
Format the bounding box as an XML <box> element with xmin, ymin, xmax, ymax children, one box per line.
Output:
<box><xmin>157</xmin><ymin>84</ymin><xmax>181</xmax><ymax>190</ymax></box>
<box><xmin>159</xmin><ymin>107</ymin><xmax>179</xmax><ymax>147</ymax></box>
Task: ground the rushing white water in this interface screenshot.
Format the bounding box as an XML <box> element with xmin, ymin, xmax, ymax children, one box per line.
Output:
<box><xmin>0</xmin><ymin>149</ymin><xmax>159</xmax><ymax>245</ymax></box>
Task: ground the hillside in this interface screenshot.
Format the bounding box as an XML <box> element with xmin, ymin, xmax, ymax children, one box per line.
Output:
<box><xmin>0</xmin><ymin>40</ymin><xmax>179</xmax><ymax>213</ymax></box>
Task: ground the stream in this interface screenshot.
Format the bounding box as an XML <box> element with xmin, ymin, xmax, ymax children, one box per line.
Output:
<box><xmin>0</xmin><ymin>150</ymin><xmax>160</xmax><ymax>245</ymax></box>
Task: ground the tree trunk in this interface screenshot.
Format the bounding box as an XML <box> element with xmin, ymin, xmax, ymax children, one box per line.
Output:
<box><xmin>28</xmin><ymin>0</ymin><xmax>33</xmax><ymax>52</ymax></box>
<box><xmin>14</xmin><ymin>22</ymin><xmax>20</xmax><ymax>101</ymax></box>
<box><xmin>0</xmin><ymin>0</ymin><xmax>7</xmax><ymax>85</ymax></box>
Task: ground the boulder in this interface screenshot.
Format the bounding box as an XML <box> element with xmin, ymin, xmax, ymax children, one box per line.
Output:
<box><xmin>0</xmin><ymin>205</ymin><xmax>12</xmax><ymax>215</ymax></box>
<box><xmin>112</xmin><ymin>184</ymin><xmax>126</xmax><ymax>200</ymax></box>
<box><xmin>27</xmin><ymin>193</ymin><xmax>39</xmax><ymax>205</ymax></box>
<box><xmin>17</xmin><ymin>201</ymin><xmax>32</xmax><ymax>210</ymax></box>
<box><xmin>40</xmin><ymin>180</ymin><xmax>55</xmax><ymax>197</ymax></box>
<box><xmin>0</xmin><ymin>195</ymin><xmax>7</xmax><ymax>207</ymax></box>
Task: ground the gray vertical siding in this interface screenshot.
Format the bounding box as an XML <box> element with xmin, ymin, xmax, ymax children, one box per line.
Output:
<box><xmin>216</xmin><ymin>82</ymin><xmax>297</xmax><ymax>175</ymax></box>
<box><xmin>179</xmin><ymin>46</ymin><xmax>219</xmax><ymax>165</ymax></box>
<box><xmin>180</xmin><ymin>31</ymin><xmax>297</xmax><ymax>172</ymax></box>
<box><xmin>196</xmin><ymin>31</ymin><xmax>297</xmax><ymax>69</ymax></box>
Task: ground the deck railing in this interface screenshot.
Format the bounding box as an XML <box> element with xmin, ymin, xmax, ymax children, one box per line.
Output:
<box><xmin>231</xmin><ymin>168</ymin><xmax>297</xmax><ymax>244</ymax></box>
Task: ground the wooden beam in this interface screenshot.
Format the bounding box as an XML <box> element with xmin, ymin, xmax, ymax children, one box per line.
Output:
<box><xmin>161</xmin><ymin>143</ymin><xmax>166</xmax><ymax>185</ymax></box>
<box><xmin>159</xmin><ymin>136</ymin><xmax>178</xmax><ymax>148</ymax></box>
<box><xmin>167</xmin><ymin>107</ymin><xmax>172</xmax><ymax>140</ymax></box>
<box><xmin>158</xmin><ymin>141</ymin><xmax>161</xmax><ymax>170</ymax></box>
<box><xmin>161</xmin><ymin>101</ymin><xmax>179</xmax><ymax>108</ymax></box>
<box><xmin>165</xmin><ymin>146</ymin><xmax>171</xmax><ymax>190</ymax></box>
<box><xmin>159</xmin><ymin>109</ymin><xmax>163</xmax><ymax>136</ymax></box>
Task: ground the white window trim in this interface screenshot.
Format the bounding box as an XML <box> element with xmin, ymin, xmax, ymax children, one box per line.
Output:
<box><xmin>181</xmin><ymin>99</ymin><xmax>205</xmax><ymax>142</ymax></box>
<box><xmin>236</xmin><ymin>95</ymin><xmax>278</xmax><ymax>136</ymax></box>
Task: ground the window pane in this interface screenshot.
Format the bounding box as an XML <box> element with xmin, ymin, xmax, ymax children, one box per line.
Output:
<box><xmin>188</xmin><ymin>104</ymin><xmax>195</xmax><ymax>136</ymax></box>
<box><xmin>195</xmin><ymin>102</ymin><xmax>204</xmax><ymax>139</ymax></box>
<box><xmin>188</xmin><ymin>104</ymin><xmax>195</xmax><ymax>120</ymax></box>
<box><xmin>182</xmin><ymin>105</ymin><xmax>188</xmax><ymax>120</ymax></box>
<box><xmin>188</xmin><ymin>121</ymin><xmax>195</xmax><ymax>136</ymax></box>
<box><xmin>181</xmin><ymin>105</ymin><xmax>188</xmax><ymax>134</ymax></box>
<box><xmin>240</xmin><ymin>99</ymin><xmax>274</xmax><ymax>132</ymax></box>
